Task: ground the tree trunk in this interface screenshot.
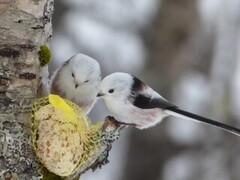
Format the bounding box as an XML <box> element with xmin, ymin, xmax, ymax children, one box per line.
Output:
<box><xmin>0</xmin><ymin>0</ymin><xmax>53</xmax><ymax>179</ymax></box>
<box><xmin>121</xmin><ymin>0</ymin><xmax>199</xmax><ymax>179</ymax></box>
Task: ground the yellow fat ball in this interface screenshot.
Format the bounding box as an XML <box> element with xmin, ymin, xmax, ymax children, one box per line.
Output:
<box><xmin>32</xmin><ymin>94</ymin><xmax>103</xmax><ymax>177</ymax></box>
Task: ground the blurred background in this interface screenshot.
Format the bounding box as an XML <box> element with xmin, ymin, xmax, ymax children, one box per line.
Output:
<box><xmin>51</xmin><ymin>0</ymin><xmax>240</xmax><ymax>179</ymax></box>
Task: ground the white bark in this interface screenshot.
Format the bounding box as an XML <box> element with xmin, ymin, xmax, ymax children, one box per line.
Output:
<box><xmin>0</xmin><ymin>0</ymin><xmax>53</xmax><ymax>179</ymax></box>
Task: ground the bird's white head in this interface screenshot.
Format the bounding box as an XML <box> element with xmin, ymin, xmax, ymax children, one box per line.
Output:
<box><xmin>98</xmin><ymin>72</ymin><xmax>133</xmax><ymax>101</ymax></box>
<box><xmin>62</xmin><ymin>54</ymin><xmax>101</xmax><ymax>89</ymax></box>
<box><xmin>50</xmin><ymin>53</ymin><xmax>101</xmax><ymax>114</ymax></box>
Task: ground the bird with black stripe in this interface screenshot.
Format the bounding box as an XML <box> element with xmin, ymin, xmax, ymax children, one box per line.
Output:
<box><xmin>97</xmin><ymin>72</ymin><xmax>240</xmax><ymax>136</ymax></box>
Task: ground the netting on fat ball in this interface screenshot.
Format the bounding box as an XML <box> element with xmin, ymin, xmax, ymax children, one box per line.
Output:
<box><xmin>31</xmin><ymin>94</ymin><xmax>103</xmax><ymax>177</ymax></box>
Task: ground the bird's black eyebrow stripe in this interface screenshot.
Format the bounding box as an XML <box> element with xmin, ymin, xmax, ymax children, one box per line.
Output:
<box><xmin>63</xmin><ymin>59</ymin><xmax>70</xmax><ymax>66</ymax></box>
<box><xmin>133</xmin><ymin>94</ymin><xmax>177</xmax><ymax>109</ymax></box>
<box><xmin>131</xmin><ymin>75</ymin><xmax>145</xmax><ymax>91</ymax></box>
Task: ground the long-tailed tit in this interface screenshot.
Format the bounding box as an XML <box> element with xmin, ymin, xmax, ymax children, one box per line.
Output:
<box><xmin>50</xmin><ymin>54</ymin><xmax>101</xmax><ymax>114</ymax></box>
<box><xmin>97</xmin><ymin>72</ymin><xmax>240</xmax><ymax>136</ymax></box>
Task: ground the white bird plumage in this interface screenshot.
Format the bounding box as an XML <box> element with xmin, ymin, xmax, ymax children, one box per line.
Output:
<box><xmin>50</xmin><ymin>54</ymin><xmax>101</xmax><ymax>114</ymax></box>
<box><xmin>98</xmin><ymin>72</ymin><xmax>240</xmax><ymax>136</ymax></box>
<box><xmin>98</xmin><ymin>72</ymin><xmax>168</xmax><ymax>129</ymax></box>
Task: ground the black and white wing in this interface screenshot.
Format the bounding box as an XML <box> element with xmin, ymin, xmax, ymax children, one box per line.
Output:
<box><xmin>129</xmin><ymin>75</ymin><xmax>240</xmax><ymax>136</ymax></box>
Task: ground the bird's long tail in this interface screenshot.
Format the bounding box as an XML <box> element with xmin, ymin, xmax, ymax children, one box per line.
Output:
<box><xmin>165</xmin><ymin>107</ymin><xmax>240</xmax><ymax>136</ymax></box>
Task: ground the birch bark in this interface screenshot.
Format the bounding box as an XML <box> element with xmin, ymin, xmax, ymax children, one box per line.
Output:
<box><xmin>0</xmin><ymin>0</ymin><xmax>53</xmax><ymax>179</ymax></box>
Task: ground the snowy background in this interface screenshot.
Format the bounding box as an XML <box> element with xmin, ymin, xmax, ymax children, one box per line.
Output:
<box><xmin>51</xmin><ymin>0</ymin><xmax>240</xmax><ymax>179</ymax></box>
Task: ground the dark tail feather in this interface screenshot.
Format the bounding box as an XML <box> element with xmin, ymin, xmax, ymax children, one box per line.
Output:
<box><xmin>165</xmin><ymin>107</ymin><xmax>240</xmax><ymax>136</ymax></box>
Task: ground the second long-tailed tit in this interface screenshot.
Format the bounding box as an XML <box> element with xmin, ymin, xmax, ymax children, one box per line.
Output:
<box><xmin>50</xmin><ymin>54</ymin><xmax>101</xmax><ymax>114</ymax></box>
<box><xmin>97</xmin><ymin>72</ymin><xmax>240</xmax><ymax>136</ymax></box>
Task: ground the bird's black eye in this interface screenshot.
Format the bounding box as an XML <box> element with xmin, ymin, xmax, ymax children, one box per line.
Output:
<box><xmin>108</xmin><ymin>89</ymin><xmax>114</xmax><ymax>93</ymax></box>
<box><xmin>72</xmin><ymin>73</ymin><xmax>75</xmax><ymax>78</ymax></box>
<box><xmin>84</xmin><ymin>80</ymin><xmax>89</xmax><ymax>83</ymax></box>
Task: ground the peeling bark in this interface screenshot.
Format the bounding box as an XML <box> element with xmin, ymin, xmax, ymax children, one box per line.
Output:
<box><xmin>0</xmin><ymin>0</ymin><xmax>53</xmax><ymax>179</ymax></box>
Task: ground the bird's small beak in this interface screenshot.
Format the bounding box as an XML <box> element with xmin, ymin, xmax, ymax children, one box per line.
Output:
<box><xmin>97</xmin><ymin>93</ymin><xmax>104</xmax><ymax>97</ymax></box>
<box><xmin>75</xmin><ymin>84</ymin><xmax>79</xmax><ymax>89</ymax></box>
